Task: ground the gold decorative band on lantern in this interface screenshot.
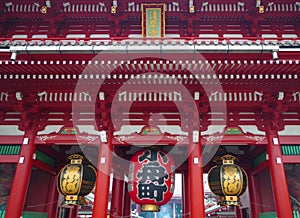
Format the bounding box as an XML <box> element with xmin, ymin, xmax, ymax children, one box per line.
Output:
<box><xmin>219</xmin><ymin>196</ymin><xmax>241</xmax><ymax>206</ymax></box>
<box><xmin>141</xmin><ymin>204</ymin><xmax>160</xmax><ymax>212</ymax></box>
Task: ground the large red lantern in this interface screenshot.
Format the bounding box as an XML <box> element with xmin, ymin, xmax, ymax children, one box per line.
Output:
<box><xmin>128</xmin><ymin>149</ymin><xmax>175</xmax><ymax>212</ymax></box>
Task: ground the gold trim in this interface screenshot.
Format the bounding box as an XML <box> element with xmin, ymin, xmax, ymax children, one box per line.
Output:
<box><xmin>225</xmin><ymin>196</ymin><xmax>238</xmax><ymax>201</ymax></box>
<box><xmin>142</xmin><ymin>4</ymin><xmax>145</xmax><ymax>37</ymax></box>
<box><xmin>162</xmin><ymin>3</ymin><xmax>165</xmax><ymax>37</ymax></box>
<box><xmin>66</xmin><ymin>195</ymin><xmax>78</xmax><ymax>201</ymax></box>
<box><xmin>141</xmin><ymin>3</ymin><xmax>165</xmax><ymax>38</ymax></box>
<box><xmin>141</xmin><ymin>204</ymin><xmax>160</xmax><ymax>212</ymax></box>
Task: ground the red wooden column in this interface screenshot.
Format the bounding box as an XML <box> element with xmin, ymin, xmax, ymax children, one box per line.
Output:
<box><xmin>45</xmin><ymin>174</ymin><xmax>59</xmax><ymax>218</ymax></box>
<box><xmin>188</xmin><ymin>130</ymin><xmax>205</xmax><ymax>218</ymax></box>
<box><xmin>248</xmin><ymin>174</ymin><xmax>260</xmax><ymax>218</ymax></box>
<box><xmin>265</xmin><ymin>119</ymin><xmax>293</xmax><ymax>218</ymax></box>
<box><xmin>110</xmin><ymin>173</ymin><xmax>125</xmax><ymax>217</ymax></box>
<box><xmin>70</xmin><ymin>205</ymin><xmax>79</xmax><ymax>218</ymax></box>
<box><xmin>5</xmin><ymin>128</ymin><xmax>37</xmax><ymax>218</ymax></box>
<box><xmin>182</xmin><ymin>170</ymin><xmax>190</xmax><ymax>218</ymax></box>
<box><xmin>93</xmin><ymin>128</ymin><xmax>113</xmax><ymax>218</ymax></box>
<box><xmin>235</xmin><ymin>207</ymin><xmax>242</xmax><ymax>218</ymax></box>
<box><xmin>123</xmin><ymin>182</ymin><xmax>131</xmax><ymax>217</ymax></box>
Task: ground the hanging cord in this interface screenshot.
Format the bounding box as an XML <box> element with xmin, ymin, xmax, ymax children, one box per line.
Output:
<box><xmin>290</xmin><ymin>195</ymin><xmax>300</xmax><ymax>206</ymax></box>
<box><xmin>243</xmin><ymin>200</ymin><xmax>274</xmax><ymax>208</ymax></box>
<box><xmin>26</xmin><ymin>200</ymin><xmax>59</xmax><ymax>208</ymax></box>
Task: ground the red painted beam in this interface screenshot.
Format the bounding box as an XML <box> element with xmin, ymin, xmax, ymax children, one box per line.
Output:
<box><xmin>279</xmin><ymin>136</ymin><xmax>300</xmax><ymax>145</ymax></box>
<box><xmin>282</xmin><ymin>155</ymin><xmax>300</xmax><ymax>163</ymax></box>
<box><xmin>35</xmin><ymin>134</ymin><xmax>101</xmax><ymax>145</ymax></box>
<box><xmin>33</xmin><ymin>159</ymin><xmax>56</xmax><ymax>175</ymax></box>
<box><xmin>0</xmin><ymin>155</ymin><xmax>19</xmax><ymax>163</ymax></box>
<box><xmin>251</xmin><ymin>160</ymin><xmax>268</xmax><ymax>176</ymax></box>
<box><xmin>0</xmin><ymin>136</ymin><xmax>23</xmax><ymax>144</ymax></box>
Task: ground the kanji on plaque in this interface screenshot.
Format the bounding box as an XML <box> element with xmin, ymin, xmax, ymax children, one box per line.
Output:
<box><xmin>128</xmin><ymin>149</ymin><xmax>175</xmax><ymax>212</ymax></box>
<box><xmin>142</xmin><ymin>4</ymin><xmax>165</xmax><ymax>38</ymax></box>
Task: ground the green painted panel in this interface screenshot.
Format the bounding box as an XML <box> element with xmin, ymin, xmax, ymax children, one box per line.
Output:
<box><xmin>253</xmin><ymin>151</ymin><xmax>267</xmax><ymax>167</ymax></box>
<box><xmin>0</xmin><ymin>145</ymin><xmax>21</xmax><ymax>155</ymax></box>
<box><xmin>23</xmin><ymin>211</ymin><xmax>48</xmax><ymax>218</ymax></box>
<box><xmin>35</xmin><ymin>149</ymin><xmax>56</xmax><ymax>167</ymax></box>
<box><xmin>259</xmin><ymin>212</ymin><xmax>276</xmax><ymax>218</ymax></box>
<box><xmin>282</xmin><ymin>145</ymin><xmax>300</xmax><ymax>155</ymax></box>
<box><xmin>259</xmin><ymin>211</ymin><xmax>300</xmax><ymax>218</ymax></box>
<box><xmin>0</xmin><ymin>210</ymin><xmax>4</xmax><ymax>218</ymax></box>
<box><xmin>294</xmin><ymin>210</ymin><xmax>300</xmax><ymax>218</ymax></box>
<box><xmin>0</xmin><ymin>211</ymin><xmax>48</xmax><ymax>218</ymax></box>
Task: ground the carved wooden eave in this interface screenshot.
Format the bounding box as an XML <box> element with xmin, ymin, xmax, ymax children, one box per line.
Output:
<box><xmin>202</xmin><ymin>126</ymin><xmax>266</xmax><ymax>145</ymax></box>
<box><xmin>35</xmin><ymin>126</ymin><xmax>100</xmax><ymax>145</ymax></box>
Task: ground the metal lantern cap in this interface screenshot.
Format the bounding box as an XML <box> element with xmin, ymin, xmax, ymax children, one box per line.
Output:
<box><xmin>68</xmin><ymin>154</ymin><xmax>84</xmax><ymax>164</ymax></box>
<box><xmin>220</xmin><ymin>154</ymin><xmax>237</xmax><ymax>165</ymax></box>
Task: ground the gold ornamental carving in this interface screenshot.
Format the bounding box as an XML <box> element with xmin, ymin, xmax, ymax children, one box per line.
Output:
<box><xmin>61</xmin><ymin>165</ymin><xmax>81</xmax><ymax>195</ymax></box>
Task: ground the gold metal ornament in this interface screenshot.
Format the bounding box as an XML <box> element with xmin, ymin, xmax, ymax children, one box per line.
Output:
<box><xmin>57</xmin><ymin>154</ymin><xmax>96</xmax><ymax>205</ymax></box>
<box><xmin>41</xmin><ymin>6</ymin><xmax>47</xmax><ymax>14</ymax></box>
<box><xmin>140</xmin><ymin>204</ymin><xmax>160</xmax><ymax>212</ymax></box>
<box><xmin>111</xmin><ymin>6</ymin><xmax>117</xmax><ymax>14</ymax></box>
<box><xmin>189</xmin><ymin>5</ymin><xmax>195</xmax><ymax>13</ymax></box>
<box><xmin>259</xmin><ymin>5</ymin><xmax>264</xmax><ymax>13</ymax></box>
<box><xmin>208</xmin><ymin>154</ymin><xmax>248</xmax><ymax>206</ymax></box>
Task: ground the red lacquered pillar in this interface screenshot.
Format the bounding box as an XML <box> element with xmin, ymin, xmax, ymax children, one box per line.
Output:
<box><xmin>45</xmin><ymin>174</ymin><xmax>59</xmax><ymax>218</ymax></box>
<box><xmin>123</xmin><ymin>183</ymin><xmax>131</xmax><ymax>217</ymax></box>
<box><xmin>5</xmin><ymin>128</ymin><xmax>37</xmax><ymax>218</ymax></box>
<box><xmin>235</xmin><ymin>207</ymin><xmax>242</xmax><ymax>218</ymax></box>
<box><xmin>248</xmin><ymin>174</ymin><xmax>259</xmax><ymax>218</ymax></box>
<box><xmin>265</xmin><ymin>118</ymin><xmax>293</xmax><ymax>218</ymax></box>
<box><xmin>182</xmin><ymin>171</ymin><xmax>190</xmax><ymax>218</ymax></box>
<box><xmin>70</xmin><ymin>205</ymin><xmax>79</xmax><ymax>218</ymax></box>
<box><xmin>92</xmin><ymin>128</ymin><xmax>113</xmax><ymax>218</ymax></box>
<box><xmin>110</xmin><ymin>174</ymin><xmax>125</xmax><ymax>218</ymax></box>
<box><xmin>188</xmin><ymin>129</ymin><xmax>205</xmax><ymax>218</ymax></box>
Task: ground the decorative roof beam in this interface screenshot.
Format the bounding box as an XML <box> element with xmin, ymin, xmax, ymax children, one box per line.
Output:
<box><xmin>7</xmin><ymin>44</ymin><xmax>281</xmax><ymax>56</ymax></box>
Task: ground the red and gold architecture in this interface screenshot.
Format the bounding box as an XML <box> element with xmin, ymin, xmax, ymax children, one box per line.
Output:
<box><xmin>0</xmin><ymin>0</ymin><xmax>299</xmax><ymax>218</ymax></box>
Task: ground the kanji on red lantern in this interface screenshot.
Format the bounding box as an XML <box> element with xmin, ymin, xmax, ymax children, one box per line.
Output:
<box><xmin>128</xmin><ymin>149</ymin><xmax>175</xmax><ymax>211</ymax></box>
